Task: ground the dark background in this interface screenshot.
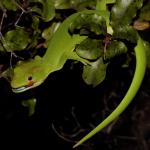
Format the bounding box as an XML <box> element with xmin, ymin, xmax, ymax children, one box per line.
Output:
<box><xmin>0</xmin><ymin>58</ymin><xmax>150</xmax><ymax>150</ymax></box>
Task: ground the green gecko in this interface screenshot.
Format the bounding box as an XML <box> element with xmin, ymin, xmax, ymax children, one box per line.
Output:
<box><xmin>11</xmin><ymin>9</ymin><xmax>110</xmax><ymax>92</ymax></box>
<box><xmin>10</xmin><ymin>0</ymin><xmax>147</xmax><ymax>148</ymax></box>
<box><xmin>11</xmin><ymin>0</ymin><xmax>114</xmax><ymax>92</ymax></box>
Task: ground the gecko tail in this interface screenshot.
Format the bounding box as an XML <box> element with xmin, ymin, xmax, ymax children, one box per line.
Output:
<box><xmin>73</xmin><ymin>38</ymin><xmax>147</xmax><ymax>148</ymax></box>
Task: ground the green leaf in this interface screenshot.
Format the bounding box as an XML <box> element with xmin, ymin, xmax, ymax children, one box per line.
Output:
<box><xmin>1</xmin><ymin>68</ymin><xmax>14</xmax><ymax>82</ymax></box>
<box><xmin>69</xmin><ymin>13</ymin><xmax>107</xmax><ymax>36</ymax></box>
<box><xmin>22</xmin><ymin>98</ymin><xmax>37</xmax><ymax>116</ymax></box>
<box><xmin>96</xmin><ymin>0</ymin><xmax>116</xmax><ymax>11</ymax></box>
<box><xmin>1</xmin><ymin>0</ymin><xmax>18</xmax><ymax>11</ymax></box>
<box><xmin>3</xmin><ymin>27</ymin><xmax>30</xmax><ymax>51</ymax></box>
<box><xmin>73</xmin><ymin>0</ymin><xmax>96</xmax><ymax>10</ymax></box>
<box><xmin>52</xmin><ymin>0</ymin><xmax>96</xmax><ymax>10</ymax></box>
<box><xmin>75</xmin><ymin>38</ymin><xmax>103</xmax><ymax>60</ymax></box>
<box><xmin>82</xmin><ymin>58</ymin><xmax>108</xmax><ymax>87</ymax></box>
<box><xmin>30</xmin><ymin>0</ymin><xmax>55</xmax><ymax>22</ymax></box>
<box><xmin>111</xmin><ymin>0</ymin><xmax>143</xmax><ymax>26</ymax></box>
<box><xmin>113</xmin><ymin>25</ymin><xmax>139</xmax><ymax>43</ymax></box>
<box><xmin>52</xmin><ymin>0</ymin><xmax>71</xmax><ymax>9</ymax></box>
<box><xmin>104</xmin><ymin>41</ymin><xmax>127</xmax><ymax>61</ymax></box>
<box><xmin>139</xmin><ymin>4</ymin><xmax>150</xmax><ymax>21</ymax></box>
<box><xmin>31</xmin><ymin>16</ymin><xmax>40</xmax><ymax>31</ymax></box>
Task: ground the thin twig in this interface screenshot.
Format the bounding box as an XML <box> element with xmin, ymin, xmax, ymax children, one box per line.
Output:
<box><xmin>71</xmin><ymin>107</ymin><xmax>83</xmax><ymax>131</ymax></box>
<box><xmin>106</xmin><ymin>118</ymin><xmax>118</xmax><ymax>133</ymax></box>
<box><xmin>0</xmin><ymin>9</ymin><xmax>7</xmax><ymax>32</ymax></box>
<box><xmin>52</xmin><ymin>123</ymin><xmax>89</xmax><ymax>148</ymax></box>
<box><xmin>14</xmin><ymin>11</ymin><xmax>24</xmax><ymax>26</ymax></box>
<box><xmin>12</xmin><ymin>0</ymin><xmax>26</xmax><ymax>12</ymax></box>
<box><xmin>10</xmin><ymin>52</ymin><xmax>24</xmax><ymax>68</ymax></box>
<box><xmin>51</xmin><ymin>123</ymin><xmax>76</xmax><ymax>144</ymax></box>
<box><xmin>12</xmin><ymin>0</ymin><xmax>26</xmax><ymax>26</ymax></box>
<box><xmin>115</xmin><ymin>135</ymin><xmax>137</xmax><ymax>141</ymax></box>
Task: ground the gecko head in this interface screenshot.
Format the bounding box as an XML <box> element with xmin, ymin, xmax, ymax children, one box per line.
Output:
<box><xmin>11</xmin><ymin>56</ymin><xmax>47</xmax><ymax>93</ymax></box>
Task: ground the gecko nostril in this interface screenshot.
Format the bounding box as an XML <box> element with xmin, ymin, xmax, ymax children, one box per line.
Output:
<box><xmin>28</xmin><ymin>76</ymin><xmax>32</xmax><ymax>81</ymax></box>
<box><xmin>27</xmin><ymin>76</ymin><xmax>34</xmax><ymax>87</ymax></box>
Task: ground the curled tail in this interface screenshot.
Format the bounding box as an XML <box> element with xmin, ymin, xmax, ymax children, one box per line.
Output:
<box><xmin>73</xmin><ymin>38</ymin><xmax>147</xmax><ymax>148</ymax></box>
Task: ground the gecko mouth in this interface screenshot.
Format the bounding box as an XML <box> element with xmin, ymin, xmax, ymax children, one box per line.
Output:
<box><xmin>12</xmin><ymin>80</ymin><xmax>43</xmax><ymax>93</ymax></box>
<box><xmin>12</xmin><ymin>85</ymin><xmax>34</xmax><ymax>93</ymax></box>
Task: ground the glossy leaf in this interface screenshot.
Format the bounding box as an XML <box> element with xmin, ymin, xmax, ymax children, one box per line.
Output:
<box><xmin>73</xmin><ymin>0</ymin><xmax>96</xmax><ymax>10</ymax></box>
<box><xmin>31</xmin><ymin>16</ymin><xmax>40</xmax><ymax>31</ymax></box>
<box><xmin>3</xmin><ymin>27</ymin><xmax>30</xmax><ymax>51</ymax></box>
<box><xmin>104</xmin><ymin>40</ymin><xmax>127</xmax><ymax>61</ymax></box>
<box><xmin>1</xmin><ymin>0</ymin><xmax>18</xmax><ymax>11</ymax></box>
<box><xmin>96</xmin><ymin>0</ymin><xmax>116</xmax><ymax>11</ymax></box>
<box><xmin>1</xmin><ymin>68</ymin><xmax>14</xmax><ymax>82</ymax></box>
<box><xmin>82</xmin><ymin>58</ymin><xmax>108</xmax><ymax>87</ymax></box>
<box><xmin>69</xmin><ymin>13</ymin><xmax>107</xmax><ymax>36</ymax></box>
<box><xmin>113</xmin><ymin>25</ymin><xmax>139</xmax><ymax>43</ymax></box>
<box><xmin>52</xmin><ymin>0</ymin><xmax>71</xmax><ymax>9</ymax></box>
<box><xmin>75</xmin><ymin>38</ymin><xmax>103</xmax><ymax>60</ymax></box>
<box><xmin>111</xmin><ymin>0</ymin><xmax>143</xmax><ymax>26</ymax></box>
<box><xmin>139</xmin><ymin>4</ymin><xmax>150</xmax><ymax>21</ymax></box>
<box><xmin>52</xmin><ymin>0</ymin><xmax>96</xmax><ymax>10</ymax></box>
<box><xmin>29</xmin><ymin>0</ymin><xmax>55</xmax><ymax>22</ymax></box>
<box><xmin>22</xmin><ymin>98</ymin><xmax>37</xmax><ymax>116</ymax></box>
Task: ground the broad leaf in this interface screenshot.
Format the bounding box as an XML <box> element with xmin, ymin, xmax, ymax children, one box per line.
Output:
<box><xmin>104</xmin><ymin>41</ymin><xmax>127</xmax><ymax>61</ymax></box>
<box><xmin>139</xmin><ymin>4</ymin><xmax>150</xmax><ymax>21</ymax></box>
<box><xmin>22</xmin><ymin>98</ymin><xmax>37</xmax><ymax>116</ymax></box>
<box><xmin>52</xmin><ymin>0</ymin><xmax>96</xmax><ymax>10</ymax></box>
<box><xmin>2</xmin><ymin>27</ymin><xmax>30</xmax><ymax>51</ymax></box>
<box><xmin>31</xmin><ymin>16</ymin><xmax>40</xmax><ymax>31</ymax></box>
<box><xmin>1</xmin><ymin>0</ymin><xmax>18</xmax><ymax>11</ymax></box>
<box><xmin>29</xmin><ymin>0</ymin><xmax>55</xmax><ymax>22</ymax></box>
<box><xmin>75</xmin><ymin>38</ymin><xmax>103</xmax><ymax>60</ymax></box>
<box><xmin>69</xmin><ymin>13</ymin><xmax>107</xmax><ymax>36</ymax></box>
<box><xmin>96</xmin><ymin>0</ymin><xmax>116</xmax><ymax>10</ymax></box>
<box><xmin>113</xmin><ymin>25</ymin><xmax>139</xmax><ymax>43</ymax></box>
<box><xmin>52</xmin><ymin>0</ymin><xmax>70</xmax><ymax>9</ymax></box>
<box><xmin>73</xmin><ymin>0</ymin><xmax>96</xmax><ymax>10</ymax></box>
<box><xmin>82</xmin><ymin>58</ymin><xmax>108</xmax><ymax>87</ymax></box>
<box><xmin>1</xmin><ymin>68</ymin><xmax>14</xmax><ymax>82</ymax></box>
<box><xmin>111</xmin><ymin>0</ymin><xmax>143</xmax><ymax>26</ymax></box>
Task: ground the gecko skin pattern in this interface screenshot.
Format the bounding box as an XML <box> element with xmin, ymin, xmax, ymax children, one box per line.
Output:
<box><xmin>10</xmin><ymin>0</ymin><xmax>147</xmax><ymax>148</ymax></box>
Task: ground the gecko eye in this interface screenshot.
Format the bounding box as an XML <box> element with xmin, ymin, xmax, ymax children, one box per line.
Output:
<box><xmin>28</xmin><ymin>76</ymin><xmax>33</xmax><ymax>81</ymax></box>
